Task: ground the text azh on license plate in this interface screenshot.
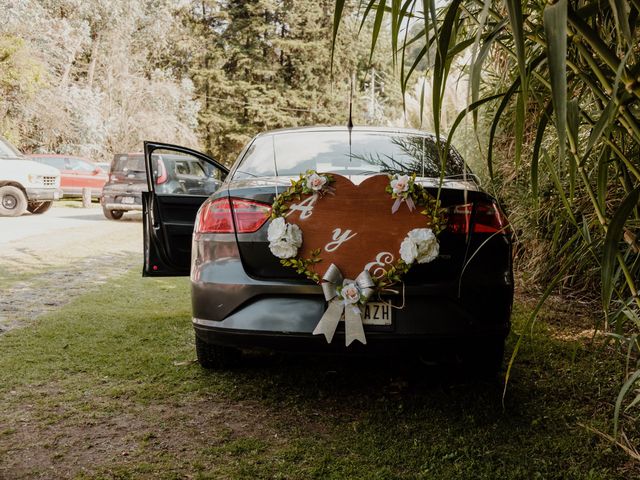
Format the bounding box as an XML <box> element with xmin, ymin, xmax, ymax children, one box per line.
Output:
<box><xmin>363</xmin><ymin>302</ymin><xmax>392</xmax><ymax>325</ymax></box>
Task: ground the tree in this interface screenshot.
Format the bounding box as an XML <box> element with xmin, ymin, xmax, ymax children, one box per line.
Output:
<box><xmin>0</xmin><ymin>34</ymin><xmax>46</xmax><ymax>143</ymax></box>
<box><xmin>173</xmin><ymin>0</ymin><xmax>403</xmax><ymax>163</ymax></box>
<box><xmin>0</xmin><ymin>0</ymin><xmax>199</xmax><ymax>158</ymax></box>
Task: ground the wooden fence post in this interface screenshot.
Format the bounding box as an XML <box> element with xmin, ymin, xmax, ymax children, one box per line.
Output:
<box><xmin>82</xmin><ymin>188</ymin><xmax>92</xmax><ymax>208</ymax></box>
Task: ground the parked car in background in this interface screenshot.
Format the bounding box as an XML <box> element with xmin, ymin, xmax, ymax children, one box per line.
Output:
<box><xmin>141</xmin><ymin>127</ymin><xmax>513</xmax><ymax>372</ymax></box>
<box><xmin>95</xmin><ymin>161</ymin><xmax>111</xmax><ymax>172</ymax></box>
<box><xmin>101</xmin><ymin>151</ymin><xmax>222</xmax><ymax>220</ymax></box>
<box><xmin>101</xmin><ymin>153</ymin><xmax>146</xmax><ymax>220</ymax></box>
<box><xmin>29</xmin><ymin>154</ymin><xmax>107</xmax><ymax>199</ymax></box>
<box><xmin>0</xmin><ymin>136</ymin><xmax>61</xmax><ymax>216</ymax></box>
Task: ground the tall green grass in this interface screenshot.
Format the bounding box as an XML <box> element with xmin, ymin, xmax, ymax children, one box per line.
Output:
<box><xmin>333</xmin><ymin>0</ymin><xmax>640</xmax><ymax>455</ymax></box>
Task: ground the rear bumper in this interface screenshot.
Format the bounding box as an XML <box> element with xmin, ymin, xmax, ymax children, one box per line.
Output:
<box><xmin>192</xmin><ymin>255</ymin><xmax>512</xmax><ymax>352</ymax></box>
<box><xmin>102</xmin><ymin>203</ymin><xmax>143</xmax><ymax>211</ymax></box>
<box><xmin>25</xmin><ymin>188</ymin><xmax>62</xmax><ymax>201</ymax></box>
<box><xmin>193</xmin><ymin>292</ymin><xmax>510</xmax><ymax>351</ymax></box>
<box><xmin>100</xmin><ymin>189</ymin><xmax>143</xmax><ymax>211</ymax></box>
<box><xmin>193</xmin><ymin>292</ymin><xmax>510</xmax><ymax>332</ymax></box>
<box><xmin>194</xmin><ymin>324</ymin><xmax>508</xmax><ymax>356</ymax></box>
<box><xmin>61</xmin><ymin>187</ymin><xmax>102</xmax><ymax>198</ymax></box>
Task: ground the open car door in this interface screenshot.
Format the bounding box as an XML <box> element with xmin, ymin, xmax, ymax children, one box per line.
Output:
<box><xmin>142</xmin><ymin>141</ymin><xmax>229</xmax><ymax>276</ymax></box>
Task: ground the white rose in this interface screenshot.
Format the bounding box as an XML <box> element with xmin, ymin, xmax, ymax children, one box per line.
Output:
<box><xmin>391</xmin><ymin>175</ymin><xmax>410</xmax><ymax>195</ymax></box>
<box><xmin>306</xmin><ymin>173</ymin><xmax>327</xmax><ymax>191</ymax></box>
<box><xmin>341</xmin><ymin>283</ymin><xmax>361</xmax><ymax>304</ymax></box>
<box><xmin>399</xmin><ymin>237</ymin><xmax>418</xmax><ymax>264</ymax></box>
<box><xmin>267</xmin><ymin>217</ymin><xmax>287</xmax><ymax>242</ymax></box>
<box><xmin>409</xmin><ymin>228</ymin><xmax>439</xmax><ymax>264</ymax></box>
<box><xmin>416</xmin><ymin>239</ymin><xmax>439</xmax><ymax>264</ymax></box>
<box><xmin>268</xmin><ymin>218</ymin><xmax>303</xmax><ymax>258</ymax></box>
<box><xmin>269</xmin><ymin>238</ymin><xmax>298</xmax><ymax>259</ymax></box>
<box><xmin>287</xmin><ymin>223</ymin><xmax>303</xmax><ymax>247</ymax></box>
<box><xmin>408</xmin><ymin>228</ymin><xmax>430</xmax><ymax>243</ymax></box>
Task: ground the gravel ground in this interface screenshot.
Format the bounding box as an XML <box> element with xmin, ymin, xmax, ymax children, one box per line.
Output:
<box><xmin>0</xmin><ymin>205</ymin><xmax>143</xmax><ymax>333</ymax></box>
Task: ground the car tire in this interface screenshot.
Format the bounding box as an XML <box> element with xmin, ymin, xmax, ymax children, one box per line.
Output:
<box><xmin>27</xmin><ymin>201</ymin><xmax>53</xmax><ymax>214</ymax></box>
<box><xmin>195</xmin><ymin>334</ymin><xmax>241</xmax><ymax>369</ymax></box>
<box><xmin>103</xmin><ymin>207</ymin><xmax>124</xmax><ymax>220</ymax></box>
<box><xmin>0</xmin><ymin>186</ymin><xmax>28</xmax><ymax>217</ymax></box>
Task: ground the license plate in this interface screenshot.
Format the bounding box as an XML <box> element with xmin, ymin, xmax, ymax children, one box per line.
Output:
<box><xmin>363</xmin><ymin>302</ymin><xmax>392</xmax><ymax>325</ymax></box>
<box><xmin>121</xmin><ymin>196</ymin><xmax>135</xmax><ymax>204</ymax></box>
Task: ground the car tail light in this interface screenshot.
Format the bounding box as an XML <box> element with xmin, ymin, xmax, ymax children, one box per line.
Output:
<box><xmin>448</xmin><ymin>202</ymin><xmax>510</xmax><ymax>234</ymax></box>
<box><xmin>196</xmin><ymin>197</ymin><xmax>234</xmax><ymax>233</ymax></box>
<box><xmin>231</xmin><ymin>198</ymin><xmax>272</xmax><ymax>233</ymax></box>
<box><xmin>156</xmin><ymin>159</ymin><xmax>167</xmax><ymax>184</ymax></box>
<box><xmin>195</xmin><ymin>197</ymin><xmax>271</xmax><ymax>234</ymax></box>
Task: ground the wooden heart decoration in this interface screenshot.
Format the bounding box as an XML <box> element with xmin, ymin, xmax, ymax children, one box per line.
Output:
<box><xmin>275</xmin><ymin>173</ymin><xmax>442</xmax><ymax>282</ymax></box>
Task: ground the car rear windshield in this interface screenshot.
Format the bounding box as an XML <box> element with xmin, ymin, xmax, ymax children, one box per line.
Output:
<box><xmin>232</xmin><ymin>131</ymin><xmax>467</xmax><ymax>179</ymax></box>
<box><xmin>113</xmin><ymin>154</ymin><xmax>145</xmax><ymax>172</ymax></box>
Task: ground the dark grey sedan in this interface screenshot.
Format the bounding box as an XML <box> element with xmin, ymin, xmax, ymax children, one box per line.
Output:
<box><xmin>142</xmin><ymin>127</ymin><xmax>513</xmax><ymax>371</ymax></box>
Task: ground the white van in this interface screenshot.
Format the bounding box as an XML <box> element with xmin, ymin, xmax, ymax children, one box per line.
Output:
<box><xmin>0</xmin><ymin>136</ymin><xmax>62</xmax><ymax>216</ymax></box>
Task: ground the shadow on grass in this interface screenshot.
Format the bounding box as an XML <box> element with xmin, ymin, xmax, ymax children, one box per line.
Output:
<box><xmin>226</xmin><ymin>350</ymin><xmax>505</xmax><ymax>405</ymax></box>
<box><xmin>0</xmin><ymin>272</ymin><xmax>634</xmax><ymax>479</ymax></box>
<box><xmin>197</xmin><ymin>346</ymin><xmax>542</xmax><ymax>436</ymax></box>
<box><xmin>185</xmin><ymin>343</ymin><xmax>619</xmax><ymax>478</ymax></box>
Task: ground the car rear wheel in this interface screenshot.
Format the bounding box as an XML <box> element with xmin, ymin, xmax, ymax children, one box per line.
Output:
<box><xmin>195</xmin><ymin>334</ymin><xmax>241</xmax><ymax>369</ymax></box>
<box><xmin>103</xmin><ymin>207</ymin><xmax>124</xmax><ymax>220</ymax></box>
<box><xmin>0</xmin><ymin>186</ymin><xmax>28</xmax><ymax>217</ymax></box>
<box><xmin>27</xmin><ymin>201</ymin><xmax>53</xmax><ymax>214</ymax></box>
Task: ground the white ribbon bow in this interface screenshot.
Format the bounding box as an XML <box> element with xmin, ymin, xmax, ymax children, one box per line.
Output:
<box><xmin>313</xmin><ymin>263</ymin><xmax>375</xmax><ymax>346</ymax></box>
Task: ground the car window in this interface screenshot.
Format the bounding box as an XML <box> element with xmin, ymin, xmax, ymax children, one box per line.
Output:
<box><xmin>67</xmin><ymin>158</ymin><xmax>95</xmax><ymax>172</ymax></box>
<box><xmin>232</xmin><ymin>136</ymin><xmax>276</xmax><ymax>179</ymax></box>
<box><xmin>35</xmin><ymin>157</ymin><xmax>65</xmax><ymax>169</ymax></box>
<box><xmin>173</xmin><ymin>159</ymin><xmax>207</xmax><ymax>178</ymax></box>
<box><xmin>150</xmin><ymin>149</ymin><xmax>224</xmax><ymax>196</ymax></box>
<box><xmin>232</xmin><ymin>131</ymin><xmax>467</xmax><ymax>179</ymax></box>
<box><xmin>113</xmin><ymin>154</ymin><xmax>145</xmax><ymax>172</ymax></box>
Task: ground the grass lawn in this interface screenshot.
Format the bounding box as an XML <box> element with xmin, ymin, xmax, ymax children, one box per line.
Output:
<box><xmin>0</xmin><ymin>270</ymin><xmax>637</xmax><ymax>479</ymax></box>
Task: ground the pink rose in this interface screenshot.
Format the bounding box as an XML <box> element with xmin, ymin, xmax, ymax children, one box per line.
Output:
<box><xmin>390</xmin><ymin>175</ymin><xmax>410</xmax><ymax>195</ymax></box>
<box><xmin>306</xmin><ymin>173</ymin><xmax>327</xmax><ymax>192</ymax></box>
<box><xmin>341</xmin><ymin>283</ymin><xmax>360</xmax><ymax>304</ymax></box>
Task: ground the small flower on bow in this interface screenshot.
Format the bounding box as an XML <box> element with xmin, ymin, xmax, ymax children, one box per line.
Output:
<box><xmin>387</xmin><ymin>174</ymin><xmax>416</xmax><ymax>214</ymax></box>
<box><xmin>338</xmin><ymin>281</ymin><xmax>364</xmax><ymax>305</ymax></box>
<box><xmin>391</xmin><ymin>175</ymin><xmax>410</xmax><ymax>195</ymax></box>
<box><xmin>314</xmin><ymin>264</ymin><xmax>375</xmax><ymax>346</ymax></box>
<box><xmin>306</xmin><ymin>172</ymin><xmax>328</xmax><ymax>192</ymax></box>
<box><xmin>301</xmin><ymin>171</ymin><xmax>333</xmax><ymax>196</ymax></box>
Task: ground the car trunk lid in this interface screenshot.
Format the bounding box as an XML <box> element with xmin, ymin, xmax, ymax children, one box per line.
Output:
<box><xmin>227</xmin><ymin>176</ymin><xmax>503</xmax><ymax>285</ymax></box>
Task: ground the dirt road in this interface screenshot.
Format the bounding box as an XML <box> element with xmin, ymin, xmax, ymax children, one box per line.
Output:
<box><xmin>0</xmin><ymin>205</ymin><xmax>143</xmax><ymax>332</ymax></box>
